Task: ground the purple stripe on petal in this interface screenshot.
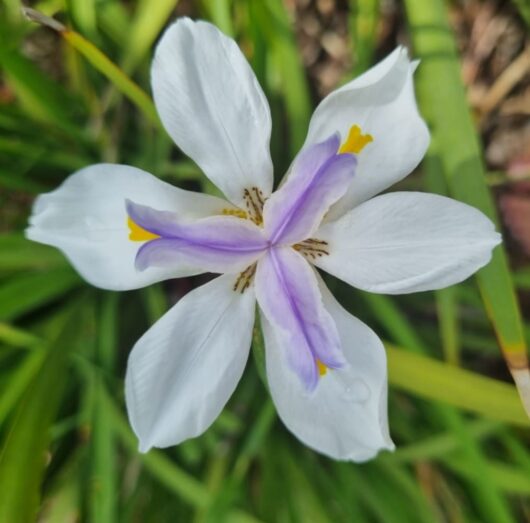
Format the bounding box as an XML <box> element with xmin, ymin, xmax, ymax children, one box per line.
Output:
<box><xmin>255</xmin><ymin>246</ymin><xmax>346</xmax><ymax>391</ymax></box>
<box><xmin>263</xmin><ymin>134</ymin><xmax>357</xmax><ymax>246</ymax></box>
<box><xmin>127</xmin><ymin>199</ymin><xmax>190</xmax><ymax>237</ymax></box>
<box><xmin>127</xmin><ymin>200</ymin><xmax>268</xmax><ymax>274</ymax></box>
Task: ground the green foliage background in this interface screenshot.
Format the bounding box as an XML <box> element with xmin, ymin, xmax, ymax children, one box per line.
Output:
<box><xmin>1</xmin><ymin>0</ymin><xmax>530</xmax><ymax>521</ymax></box>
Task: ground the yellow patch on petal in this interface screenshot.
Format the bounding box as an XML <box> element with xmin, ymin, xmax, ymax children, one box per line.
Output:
<box><xmin>316</xmin><ymin>359</ymin><xmax>328</xmax><ymax>377</ymax></box>
<box><xmin>339</xmin><ymin>124</ymin><xmax>373</xmax><ymax>154</ymax></box>
<box><xmin>222</xmin><ymin>208</ymin><xmax>248</xmax><ymax>220</ymax></box>
<box><xmin>127</xmin><ymin>217</ymin><xmax>160</xmax><ymax>242</ymax></box>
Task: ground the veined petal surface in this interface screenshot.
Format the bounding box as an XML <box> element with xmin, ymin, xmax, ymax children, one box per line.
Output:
<box><xmin>314</xmin><ymin>192</ymin><xmax>502</xmax><ymax>294</ymax></box>
<box><xmin>255</xmin><ymin>247</ymin><xmax>345</xmax><ymax>391</ymax></box>
<box><xmin>125</xmin><ymin>274</ymin><xmax>256</xmax><ymax>451</ymax></box>
<box><xmin>127</xmin><ymin>201</ymin><xmax>267</xmax><ymax>274</ymax></box>
<box><xmin>262</xmin><ymin>275</ymin><xmax>393</xmax><ymax>461</ymax></box>
<box><xmin>263</xmin><ymin>135</ymin><xmax>356</xmax><ymax>245</ymax></box>
<box><xmin>25</xmin><ymin>164</ymin><xmax>228</xmax><ymax>290</ymax></box>
<box><xmin>305</xmin><ymin>47</ymin><xmax>430</xmax><ymax>218</ymax></box>
<box><xmin>152</xmin><ymin>18</ymin><xmax>273</xmax><ymax>207</ymax></box>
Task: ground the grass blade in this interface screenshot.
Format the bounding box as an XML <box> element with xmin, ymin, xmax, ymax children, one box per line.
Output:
<box><xmin>387</xmin><ymin>345</ymin><xmax>529</xmax><ymax>426</ymax></box>
<box><xmin>121</xmin><ymin>0</ymin><xmax>179</xmax><ymax>74</ymax></box>
<box><xmin>0</xmin><ymin>302</ymin><xmax>86</xmax><ymax>523</ymax></box>
<box><xmin>22</xmin><ymin>7</ymin><xmax>160</xmax><ymax>127</ymax></box>
<box><xmin>403</xmin><ymin>0</ymin><xmax>530</xmax><ymax>416</ymax></box>
<box><xmin>0</xmin><ymin>267</ymin><xmax>82</xmax><ymax>321</ymax></box>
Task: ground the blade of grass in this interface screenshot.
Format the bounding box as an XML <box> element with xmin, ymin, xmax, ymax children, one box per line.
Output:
<box><xmin>281</xmin><ymin>449</ymin><xmax>334</xmax><ymax>523</ymax></box>
<box><xmin>0</xmin><ymin>301</ymin><xmax>86</xmax><ymax>523</ymax></box>
<box><xmin>102</xmin><ymin>389</ymin><xmax>262</xmax><ymax>522</ymax></box>
<box><xmin>436</xmin><ymin>287</ymin><xmax>459</xmax><ymax>365</ymax></box>
<box><xmin>441</xmin><ymin>408</ymin><xmax>515</xmax><ymax>523</ymax></box>
<box><xmin>444</xmin><ymin>455</ymin><xmax>530</xmax><ymax>495</ymax></box>
<box><xmin>97</xmin><ymin>1</ymin><xmax>131</xmax><ymax>45</ymax></box>
<box><xmin>374</xmin><ymin>460</ymin><xmax>438</xmax><ymax>523</ymax></box>
<box><xmin>89</xmin><ymin>294</ymin><xmax>119</xmax><ymax>523</ymax></box>
<box><xmin>0</xmin><ymin>234</ymin><xmax>67</xmax><ymax>272</ymax></box>
<box><xmin>348</xmin><ymin>0</ymin><xmax>380</xmax><ymax>76</ymax></box>
<box><xmin>252</xmin><ymin>0</ymin><xmax>312</xmax><ymax>157</ymax></box>
<box><xmin>201</xmin><ymin>0</ymin><xmax>234</xmax><ymax>36</ymax></box>
<box><xmin>0</xmin><ymin>267</ymin><xmax>82</xmax><ymax>321</ymax></box>
<box><xmin>232</xmin><ymin>399</ymin><xmax>276</xmax><ymax>482</ymax></box>
<box><xmin>0</xmin><ymin>349</ymin><xmax>45</xmax><ymax>425</ymax></box>
<box><xmin>66</xmin><ymin>0</ymin><xmax>97</xmax><ymax>40</ymax></box>
<box><xmin>403</xmin><ymin>0</ymin><xmax>530</xmax><ymax>416</ymax></box>
<box><xmin>0</xmin><ymin>28</ymin><xmax>80</xmax><ymax>136</ymax></box>
<box><xmin>389</xmin><ymin>419</ymin><xmax>501</xmax><ymax>463</ymax></box>
<box><xmin>121</xmin><ymin>0</ymin><xmax>179</xmax><ymax>74</ymax></box>
<box><xmin>0</xmin><ymin>322</ymin><xmax>41</xmax><ymax>348</ymax></box>
<box><xmin>22</xmin><ymin>7</ymin><xmax>160</xmax><ymax>127</ymax></box>
<box><xmin>387</xmin><ymin>345</ymin><xmax>529</xmax><ymax>426</ymax></box>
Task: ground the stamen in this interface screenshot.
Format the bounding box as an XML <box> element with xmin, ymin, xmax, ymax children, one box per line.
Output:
<box><xmin>293</xmin><ymin>238</ymin><xmax>329</xmax><ymax>260</ymax></box>
<box><xmin>316</xmin><ymin>359</ymin><xmax>328</xmax><ymax>376</ymax></box>
<box><xmin>222</xmin><ymin>208</ymin><xmax>248</xmax><ymax>220</ymax></box>
<box><xmin>339</xmin><ymin>124</ymin><xmax>373</xmax><ymax>155</ymax></box>
<box><xmin>233</xmin><ymin>263</ymin><xmax>257</xmax><ymax>293</ymax></box>
<box><xmin>243</xmin><ymin>187</ymin><xmax>266</xmax><ymax>226</ymax></box>
<box><xmin>127</xmin><ymin>217</ymin><xmax>160</xmax><ymax>242</ymax></box>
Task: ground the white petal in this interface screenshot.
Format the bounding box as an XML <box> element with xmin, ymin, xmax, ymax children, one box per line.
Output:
<box><xmin>262</xmin><ymin>275</ymin><xmax>393</xmax><ymax>461</ymax></box>
<box><xmin>26</xmin><ymin>164</ymin><xmax>228</xmax><ymax>290</ymax></box>
<box><xmin>305</xmin><ymin>47</ymin><xmax>430</xmax><ymax>218</ymax></box>
<box><xmin>125</xmin><ymin>274</ymin><xmax>256</xmax><ymax>451</ymax></box>
<box><xmin>152</xmin><ymin>18</ymin><xmax>273</xmax><ymax>207</ymax></box>
<box><xmin>315</xmin><ymin>192</ymin><xmax>501</xmax><ymax>294</ymax></box>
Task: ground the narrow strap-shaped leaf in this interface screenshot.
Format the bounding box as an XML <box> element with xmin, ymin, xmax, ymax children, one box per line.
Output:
<box><xmin>0</xmin><ymin>302</ymin><xmax>86</xmax><ymax>523</ymax></box>
<box><xmin>348</xmin><ymin>0</ymin><xmax>380</xmax><ymax>76</ymax></box>
<box><xmin>121</xmin><ymin>0</ymin><xmax>180</xmax><ymax>74</ymax></box>
<box><xmin>22</xmin><ymin>8</ymin><xmax>160</xmax><ymax>127</ymax></box>
<box><xmin>403</xmin><ymin>0</ymin><xmax>530</xmax><ymax>416</ymax></box>
<box><xmin>387</xmin><ymin>345</ymin><xmax>529</xmax><ymax>426</ymax></box>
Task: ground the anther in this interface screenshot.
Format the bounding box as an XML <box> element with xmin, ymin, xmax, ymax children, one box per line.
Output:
<box><xmin>293</xmin><ymin>238</ymin><xmax>330</xmax><ymax>260</ymax></box>
<box><xmin>243</xmin><ymin>187</ymin><xmax>266</xmax><ymax>226</ymax></box>
<box><xmin>233</xmin><ymin>263</ymin><xmax>257</xmax><ymax>293</ymax></box>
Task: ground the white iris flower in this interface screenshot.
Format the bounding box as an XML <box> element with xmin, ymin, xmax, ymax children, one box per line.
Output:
<box><xmin>26</xmin><ymin>18</ymin><xmax>500</xmax><ymax>461</ymax></box>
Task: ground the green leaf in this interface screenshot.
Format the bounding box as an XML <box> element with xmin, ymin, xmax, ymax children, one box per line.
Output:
<box><xmin>348</xmin><ymin>0</ymin><xmax>380</xmax><ymax>76</ymax></box>
<box><xmin>403</xmin><ymin>0</ymin><xmax>529</xmax><ymax>406</ymax></box>
<box><xmin>387</xmin><ymin>345</ymin><xmax>529</xmax><ymax>426</ymax></box>
<box><xmin>22</xmin><ymin>8</ymin><xmax>160</xmax><ymax>127</ymax></box>
<box><xmin>0</xmin><ymin>349</ymin><xmax>45</xmax><ymax>426</ymax></box>
<box><xmin>252</xmin><ymin>0</ymin><xmax>312</xmax><ymax>157</ymax></box>
<box><xmin>66</xmin><ymin>0</ymin><xmax>97</xmax><ymax>40</ymax></box>
<box><xmin>103</xmin><ymin>390</ymin><xmax>262</xmax><ymax>522</ymax></box>
<box><xmin>0</xmin><ymin>234</ymin><xmax>67</xmax><ymax>272</ymax></box>
<box><xmin>0</xmin><ymin>30</ymin><xmax>80</xmax><ymax>136</ymax></box>
<box><xmin>121</xmin><ymin>0</ymin><xmax>179</xmax><ymax>74</ymax></box>
<box><xmin>0</xmin><ymin>267</ymin><xmax>82</xmax><ymax>321</ymax></box>
<box><xmin>0</xmin><ymin>303</ymin><xmax>86</xmax><ymax>523</ymax></box>
<box><xmin>89</xmin><ymin>294</ymin><xmax>119</xmax><ymax>523</ymax></box>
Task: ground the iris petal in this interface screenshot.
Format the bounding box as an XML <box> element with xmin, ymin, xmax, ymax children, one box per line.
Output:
<box><xmin>255</xmin><ymin>247</ymin><xmax>345</xmax><ymax>390</ymax></box>
<box><xmin>263</xmin><ymin>135</ymin><xmax>357</xmax><ymax>246</ymax></box>
<box><xmin>152</xmin><ymin>18</ymin><xmax>273</xmax><ymax>207</ymax></box>
<box><xmin>262</xmin><ymin>273</ymin><xmax>393</xmax><ymax>462</ymax></box>
<box><xmin>127</xmin><ymin>200</ymin><xmax>268</xmax><ymax>275</ymax></box>
<box><xmin>314</xmin><ymin>192</ymin><xmax>501</xmax><ymax>294</ymax></box>
<box><xmin>126</xmin><ymin>273</ymin><xmax>256</xmax><ymax>451</ymax></box>
<box><xmin>25</xmin><ymin>164</ymin><xmax>228</xmax><ymax>290</ymax></box>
